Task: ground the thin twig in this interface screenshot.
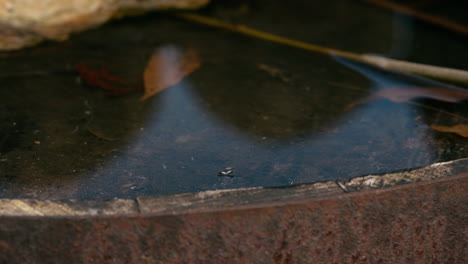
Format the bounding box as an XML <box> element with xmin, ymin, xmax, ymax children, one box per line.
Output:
<box><xmin>174</xmin><ymin>13</ymin><xmax>468</xmax><ymax>87</ymax></box>
<box><xmin>361</xmin><ymin>0</ymin><xmax>468</xmax><ymax>35</ymax></box>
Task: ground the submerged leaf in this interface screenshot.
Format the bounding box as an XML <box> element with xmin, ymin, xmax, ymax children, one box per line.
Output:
<box><xmin>74</xmin><ymin>63</ymin><xmax>139</xmax><ymax>96</ymax></box>
<box><xmin>431</xmin><ymin>124</ymin><xmax>468</xmax><ymax>137</ymax></box>
<box><xmin>141</xmin><ymin>46</ymin><xmax>201</xmax><ymax>101</ymax></box>
<box><xmin>347</xmin><ymin>86</ymin><xmax>468</xmax><ymax>109</ymax></box>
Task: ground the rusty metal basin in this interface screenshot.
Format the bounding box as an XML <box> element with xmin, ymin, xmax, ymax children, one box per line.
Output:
<box><xmin>1</xmin><ymin>1</ymin><xmax>467</xmax><ymax>263</ymax></box>
<box><xmin>0</xmin><ymin>158</ymin><xmax>466</xmax><ymax>263</ymax></box>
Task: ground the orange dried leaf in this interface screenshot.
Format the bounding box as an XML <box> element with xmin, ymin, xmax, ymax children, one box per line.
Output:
<box><xmin>348</xmin><ymin>86</ymin><xmax>468</xmax><ymax>109</ymax></box>
<box><xmin>431</xmin><ymin>124</ymin><xmax>468</xmax><ymax>137</ymax></box>
<box><xmin>141</xmin><ymin>46</ymin><xmax>201</xmax><ymax>101</ymax></box>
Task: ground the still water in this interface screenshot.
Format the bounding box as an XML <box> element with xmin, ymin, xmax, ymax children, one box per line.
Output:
<box><xmin>0</xmin><ymin>0</ymin><xmax>467</xmax><ymax>199</ymax></box>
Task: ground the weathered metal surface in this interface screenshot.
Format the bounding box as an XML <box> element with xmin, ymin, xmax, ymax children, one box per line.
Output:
<box><xmin>0</xmin><ymin>158</ymin><xmax>466</xmax><ymax>263</ymax></box>
<box><xmin>337</xmin><ymin>158</ymin><xmax>468</xmax><ymax>192</ymax></box>
<box><xmin>1</xmin><ymin>158</ymin><xmax>466</xmax><ymax>217</ymax></box>
<box><xmin>137</xmin><ymin>180</ymin><xmax>343</xmax><ymax>215</ymax></box>
<box><xmin>0</xmin><ymin>199</ymin><xmax>137</xmax><ymax>216</ymax></box>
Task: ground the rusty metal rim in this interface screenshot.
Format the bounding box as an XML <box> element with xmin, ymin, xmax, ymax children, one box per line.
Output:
<box><xmin>0</xmin><ymin>157</ymin><xmax>466</xmax><ymax>217</ymax></box>
<box><xmin>0</xmin><ymin>158</ymin><xmax>466</xmax><ymax>263</ymax></box>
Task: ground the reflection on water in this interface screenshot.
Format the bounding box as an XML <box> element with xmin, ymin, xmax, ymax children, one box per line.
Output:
<box><xmin>0</xmin><ymin>0</ymin><xmax>467</xmax><ymax>199</ymax></box>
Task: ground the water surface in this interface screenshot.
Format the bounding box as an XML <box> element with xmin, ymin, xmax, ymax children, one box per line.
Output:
<box><xmin>0</xmin><ymin>0</ymin><xmax>467</xmax><ymax>199</ymax></box>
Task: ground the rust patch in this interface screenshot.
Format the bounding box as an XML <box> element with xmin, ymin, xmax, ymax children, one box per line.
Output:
<box><xmin>0</xmin><ymin>172</ymin><xmax>466</xmax><ymax>263</ymax></box>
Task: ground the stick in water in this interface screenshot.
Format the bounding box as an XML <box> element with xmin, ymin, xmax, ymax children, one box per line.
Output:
<box><xmin>174</xmin><ymin>12</ymin><xmax>468</xmax><ymax>87</ymax></box>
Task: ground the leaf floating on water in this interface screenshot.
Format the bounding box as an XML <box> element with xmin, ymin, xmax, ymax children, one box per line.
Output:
<box><xmin>141</xmin><ymin>46</ymin><xmax>201</xmax><ymax>101</ymax></box>
<box><xmin>431</xmin><ymin>124</ymin><xmax>468</xmax><ymax>137</ymax></box>
<box><xmin>347</xmin><ymin>86</ymin><xmax>468</xmax><ymax>109</ymax></box>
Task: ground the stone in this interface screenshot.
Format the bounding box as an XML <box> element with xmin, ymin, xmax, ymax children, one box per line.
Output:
<box><xmin>0</xmin><ymin>0</ymin><xmax>209</xmax><ymax>50</ymax></box>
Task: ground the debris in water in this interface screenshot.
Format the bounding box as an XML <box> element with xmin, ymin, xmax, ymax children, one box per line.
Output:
<box><xmin>218</xmin><ymin>167</ymin><xmax>235</xmax><ymax>177</ymax></box>
<box><xmin>257</xmin><ymin>63</ymin><xmax>290</xmax><ymax>83</ymax></box>
<box><xmin>74</xmin><ymin>63</ymin><xmax>140</xmax><ymax>96</ymax></box>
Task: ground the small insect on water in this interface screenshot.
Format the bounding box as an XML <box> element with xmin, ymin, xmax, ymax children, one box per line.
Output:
<box><xmin>218</xmin><ymin>167</ymin><xmax>235</xmax><ymax>178</ymax></box>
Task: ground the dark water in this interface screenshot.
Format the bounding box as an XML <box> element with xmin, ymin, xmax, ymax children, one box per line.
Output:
<box><xmin>0</xmin><ymin>0</ymin><xmax>467</xmax><ymax>199</ymax></box>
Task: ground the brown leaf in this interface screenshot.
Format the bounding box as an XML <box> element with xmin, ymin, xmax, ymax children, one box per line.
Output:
<box><xmin>141</xmin><ymin>46</ymin><xmax>201</xmax><ymax>101</ymax></box>
<box><xmin>431</xmin><ymin>124</ymin><xmax>468</xmax><ymax>137</ymax></box>
<box><xmin>347</xmin><ymin>86</ymin><xmax>468</xmax><ymax>109</ymax></box>
<box><xmin>74</xmin><ymin>63</ymin><xmax>140</xmax><ymax>96</ymax></box>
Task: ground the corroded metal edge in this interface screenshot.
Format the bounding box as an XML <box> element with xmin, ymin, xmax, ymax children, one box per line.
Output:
<box><xmin>337</xmin><ymin>158</ymin><xmax>468</xmax><ymax>192</ymax></box>
<box><xmin>0</xmin><ymin>198</ymin><xmax>138</xmax><ymax>217</ymax></box>
<box><xmin>0</xmin><ymin>157</ymin><xmax>466</xmax><ymax>217</ymax></box>
<box><xmin>0</xmin><ymin>160</ymin><xmax>466</xmax><ymax>263</ymax></box>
